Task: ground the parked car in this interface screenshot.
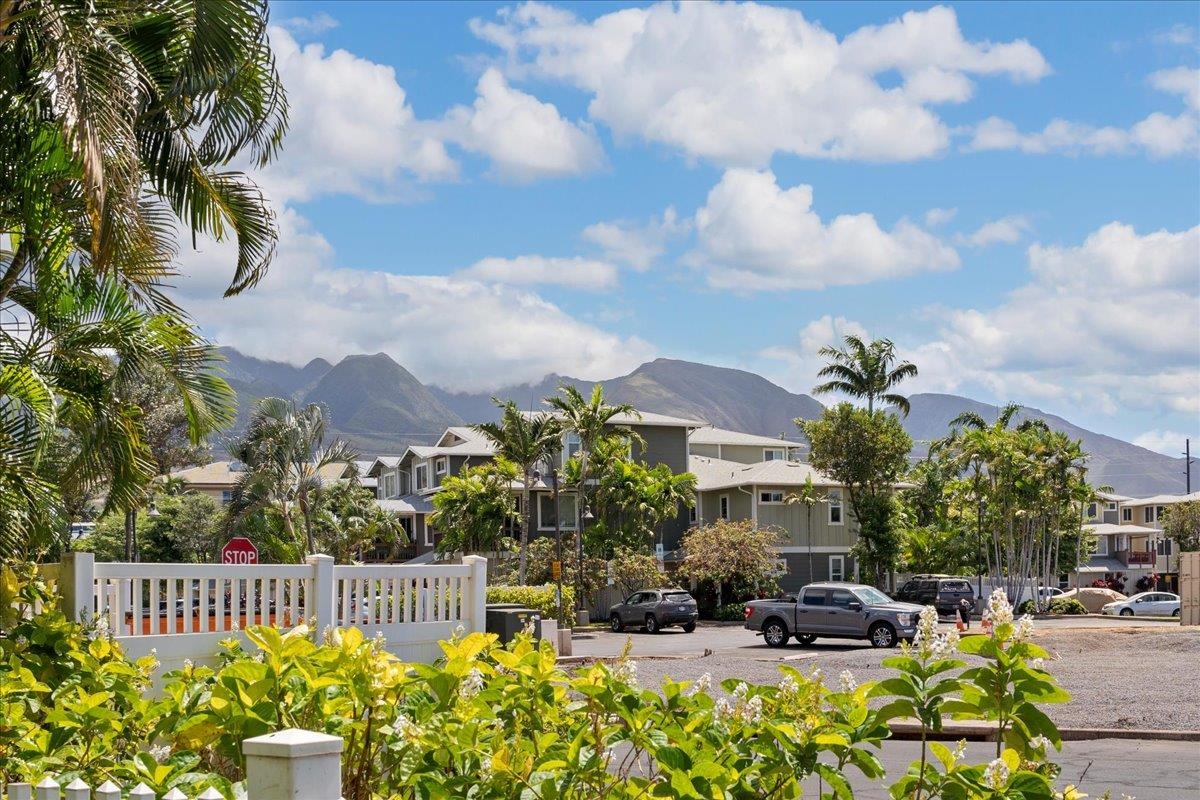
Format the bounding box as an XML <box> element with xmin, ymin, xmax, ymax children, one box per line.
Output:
<box><xmin>609</xmin><ymin>589</ymin><xmax>698</xmax><ymax>633</ymax></box>
<box><xmin>1100</xmin><ymin>591</ymin><xmax>1181</xmax><ymax>617</ymax></box>
<box><xmin>894</xmin><ymin>575</ymin><xmax>975</xmax><ymax>615</ymax></box>
<box><xmin>743</xmin><ymin>582</ymin><xmax>923</xmax><ymax>648</ymax></box>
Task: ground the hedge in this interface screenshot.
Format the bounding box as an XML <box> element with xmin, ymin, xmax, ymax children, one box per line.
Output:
<box><xmin>487</xmin><ymin>584</ymin><xmax>576</xmax><ymax>627</ymax></box>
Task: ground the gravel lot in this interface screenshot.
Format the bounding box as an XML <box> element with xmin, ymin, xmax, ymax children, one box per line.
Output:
<box><xmin>595</xmin><ymin>625</ymin><xmax>1200</xmax><ymax>731</ymax></box>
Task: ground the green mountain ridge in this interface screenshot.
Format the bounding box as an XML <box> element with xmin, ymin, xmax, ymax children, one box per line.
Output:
<box><xmin>214</xmin><ymin>349</ymin><xmax>1187</xmax><ymax>496</ymax></box>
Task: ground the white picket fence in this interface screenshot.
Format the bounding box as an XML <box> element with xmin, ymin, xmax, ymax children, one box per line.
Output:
<box><xmin>50</xmin><ymin>553</ymin><xmax>487</xmax><ymax>678</ymax></box>
<box><xmin>3</xmin><ymin>728</ymin><xmax>343</xmax><ymax>799</ymax></box>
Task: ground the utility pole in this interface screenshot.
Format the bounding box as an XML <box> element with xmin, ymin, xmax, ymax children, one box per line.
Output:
<box><xmin>1185</xmin><ymin>439</ymin><xmax>1194</xmax><ymax>494</ymax></box>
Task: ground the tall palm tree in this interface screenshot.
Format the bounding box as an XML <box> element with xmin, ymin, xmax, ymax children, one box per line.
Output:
<box><xmin>473</xmin><ymin>399</ymin><xmax>563</xmax><ymax>584</ymax></box>
<box><xmin>0</xmin><ymin>0</ymin><xmax>287</xmax><ymax>302</ymax></box>
<box><xmin>813</xmin><ymin>335</ymin><xmax>919</xmax><ymax>415</ymax></box>
<box><xmin>227</xmin><ymin>399</ymin><xmax>358</xmax><ymax>559</ymax></box>
<box><xmin>785</xmin><ymin>476</ymin><xmax>827</xmax><ymax>583</ymax></box>
<box><xmin>545</xmin><ymin>384</ymin><xmax>643</xmax><ymax>517</ymax></box>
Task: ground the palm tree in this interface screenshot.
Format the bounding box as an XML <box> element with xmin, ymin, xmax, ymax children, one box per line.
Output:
<box><xmin>813</xmin><ymin>335</ymin><xmax>919</xmax><ymax>415</ymax></box>
<box><xmin>473</xmin><ymin>399</ymin><xmax>563</xmax><ymax>584</ymax></box>
<box><xmin>544</xmin><ymin>384</ymin><xmax>643</xmax><ymax>516</ymax></box>
<box><xmin>0</xmin><ymin>0</ymin><xmax>287</xmax><ymax>303</ymax></box>
<box><xmin>227</xmin><ymin>399</ymin><xmax>358</xmax><ymax>559</ymax></box>
<box><xmin>785</xmin><ymin>476</ymin><xmax>827</xmax><ymax>583</ymax></box>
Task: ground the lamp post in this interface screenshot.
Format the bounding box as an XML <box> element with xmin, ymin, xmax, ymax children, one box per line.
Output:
<box><xmin>535</xmin><ymin>468</ymin><xmax>566</xmax><ymax>627</ymax></box>
<box><xmin>579</xmin><ymin>504</ymin><xmax>594</xmax><ymax>619</ymax></box>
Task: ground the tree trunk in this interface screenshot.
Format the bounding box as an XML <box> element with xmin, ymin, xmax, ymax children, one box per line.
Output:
<box><xmin>124</xmin><ymin>510</ymin><xmax>135</xmax><ymax>561</ymax></box>
<box><xmin>520</xmin><ymin>480</ymin><xmax>532</xmax><ymax>586</ymax></box>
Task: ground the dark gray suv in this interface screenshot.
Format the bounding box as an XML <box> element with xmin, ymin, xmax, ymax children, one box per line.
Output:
<box><xmin>609</xmin><ymin>589</ymin><xmax>698</xmax><ymax>633</ymax></box>
<box><xmin>894</xmin><ymin>575</ymin><xmax>975</xmax><ymax>616</ymax></box>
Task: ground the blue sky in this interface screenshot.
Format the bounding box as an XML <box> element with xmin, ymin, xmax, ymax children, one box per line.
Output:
<box><xmin>177</xmin><ymin>1</ymin><xmax>1199</xmax><ymax>456</ymax></box>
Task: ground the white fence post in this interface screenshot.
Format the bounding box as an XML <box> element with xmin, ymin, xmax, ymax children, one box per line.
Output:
<box><xmin>306</xmin><ymin>554</ymin><xmax>335</xmax><ymax>632</ymax></box>
<box><xmin>243</xmin><ymin>728</ymin><xmax>344</xmax><ymax>800</ymax></box>
<box><xmin>462</xmin><ymin>555</ymin><xmax>487</xmax><ymax>635</ymax></box>
<box><xmin>58</xmin><ymin>552</ymin><xmax>94</xmax><ymax>624</ymax></box>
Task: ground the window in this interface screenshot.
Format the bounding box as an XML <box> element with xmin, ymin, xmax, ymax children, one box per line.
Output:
<box><xmin>1144</xmin><ymin>507</ymin><xmax>1153</xmax><ymax>523</ymax></box>
<box><xmin>830</xmin><ymin>588</ymin><xmax>854</xmax><ymax>608</ymax></box>
<box><xmin>424</xmin><ymin>522</ymin><xmax>433</xmax><ymax>547</ymax></box>
<box><xmin>538</xmin><ymin>493</ymin><xmax>578</xmax><ymax>530</ymax></box>
<box><xmin>1094</xmin><ymin>536</ymin><xmax>1108</xmax><ymax>556</ymax></box>
<box><xmin>828</xmin><ymin>490</ymin><xmax>843</xmax><ymax>525</ymax></box>
<box><xmin>719</xmin><ymin>495</ymin><xmax>730</xmax><ymax>520</ymax></box>
<box><xmin>220</xmin><ymin>490</ymin><xmax>233</xmax><ymax>505</ymax></box>
<box><xmin>1157</xmin><ymin>539</ymin><xmax>1173</xmax><ymax>556</ymax></box>
<box><xmin>763</xmin><ymin>448</ymin><xmax>786</xmax><ymax>461</ymax></box>
<box><xmin>1156</xmin><ymin>506</ymin><xmax>1165</xmax><ymax>522</ymax></box>
<box><xmin>1086</xmin><ymin>502</ymin><xmax>1097</xmax><ymax>518</ymax></box>
<box><xmin>689</xmin><ymin>503</ymin><xmax>697</xmax><ymax>524</ymax></box>
<box><xmin>829</xmin><ymin>555</ymin><xmax>845</xmax><ymax>582</ymax></box>
<box><xmin>801</xmin><ymin>589</ymin><xmax>827</xmax><ymax>606</ymax></box>
<box><xmin>382</xmin><ymin>473</ymin><xmax>397</xmax><ymax>498</ymax></box>
<box><xmin>1106</xmin><ymin>502</ymin><xmax>1117</xmax><ymax>511</ymax></box>
<box><xmin>1122</xmin><ymin>508</ymin><xmax>1132</xmax><ymax>522</ymax></box>
<box><xmin>759</xmin><ymin>490</ymin><xmax>784</xmax><ymax>504</ymax></box>
<box><xmin>414</xmin><ymin>464</ymin><xmax>428</xmax><ymax>492</ymax></box>
<box><xmin>435</xmin><ymin>458</ymin><xmax>448</xmax><ymax>476</ymax></box>
<box><xmin>563</xmin><ymin>431</ymin><xmax>581</xmax><ymax>466</ymax></box>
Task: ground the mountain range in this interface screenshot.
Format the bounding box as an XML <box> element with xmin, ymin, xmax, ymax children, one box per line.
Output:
<box><xmin>214</xmin><ymin>348</ymin><xmax>1188</xmax><ymax>497</ymax></box>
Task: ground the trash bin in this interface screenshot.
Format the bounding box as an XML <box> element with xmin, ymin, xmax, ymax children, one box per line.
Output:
<box><xmin>485</xmin><ymin>604</ymin><xmax>542</xmax><ymax>644</ymax></box>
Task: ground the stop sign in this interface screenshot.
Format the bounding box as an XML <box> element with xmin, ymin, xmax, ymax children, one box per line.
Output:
<box><xmin>221</xmin><ymin>537</ymin><xmax>259</xmax><ymax>565</ymax></box>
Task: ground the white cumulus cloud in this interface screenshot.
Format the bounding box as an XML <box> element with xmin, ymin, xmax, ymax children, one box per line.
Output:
<box><xmin>967</xmin><ymin>67</ymin><xmax>1199</xmax><ymax>159</ymax></box>
<box><xmin>458</xmin><ymin>255</ymin><xmax>618</xmax><ymax>289</ymax></box>
<box><xmin>688</xmin><ymin>169</ymin><xmax>959</xmax><ymax>290</ymax></box>
<box><xmin>957</xmin><ymin>215</ymin><xmax>1031</xmax><ymax>247</ymax></box>
<box><xmin>471</xmin><ymin>2</ymin><xmax>1048</xmax><ymax>165</ymax></box>
<box><xmin>443</xmin><ymin>68</ymin><xmax>605</xmax><ymax>182</ymax></box>
<box><xmin>173</xmin><ymin>211</ymin><xmax>653</xmax><ymax>392</ymax></box>
<box><xmin>581</xmin><ymin>207</ymin><xmax>688</xmax><ymax>270</ymax></box>
<box><xmin>924</xmin><ymin>207</ymin><xmax>959</xmax><ymax>228</ymax></box>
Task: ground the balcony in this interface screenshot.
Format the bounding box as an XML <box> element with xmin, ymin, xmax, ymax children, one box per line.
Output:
<box><xmin>1118</xmin><ymin>549</ymin><xmax>1155</xmax><ymax>567</ymax></box>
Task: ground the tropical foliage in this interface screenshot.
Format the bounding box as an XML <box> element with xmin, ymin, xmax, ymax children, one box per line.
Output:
<box><xmin>1161</xmin><ymin>500</ymin><xmax>1200</xmax><ymax>568</ymax></box>
<box><xmin>473</xmin><ymin>400</ymin><xmax>563</xmax><ymax>583</ymax></box>
<box><xmin>225</xmin><ymin>398</ymin><xmax>359</xmax><ymax>559</ymax></box>
<box><xmin>1</xmin><ymin>568</ymin><xmax>1084</xmax><ymax>800</ymax></box>
<box><xmin>78</xmin><ymin>491</ymin><xmax>224</xmax><ymax>563</ymax></box>
<box><xmin>676</xmin><ymin>519</ymin><xmax>784</xmax><ymax>609</ymax></box>
<box><xmin>430</xmin><ymin>459</ymin><xmax>520</xmax><ymax>556</ymax></box>
<box><xmin>0</xmin><ymin>0</ymin><xmax>287</xmax><ymax>559</ymax></box>
<box><xmin>813</xmin><ymin>334</ymin><xmax>919</xmax><ymax>415</ymax></box>
<box><xmin>800</xmin><ymin>403</ymin><xmax>912</xmax><ymax>588</ymax></box>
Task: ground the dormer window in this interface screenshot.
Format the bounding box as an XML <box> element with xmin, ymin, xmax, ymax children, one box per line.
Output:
<box><xmin>435</xmin><ymin>457</ymin><xmax>448</xmax><ymax>477</ymax></box>
<box><xmin>764</xmin><ymin>448</ymin><xmax>785</xmax><ymax>461</ymax></box>
<box><xmin>414</xmin><ymin>464</ymin><xmax>428</xmax><ymax>492</ymax></box>
<box><xmin>563</xmin><ymin>431</ymin><xmax>581</xmax><ymax>465</ymax></box>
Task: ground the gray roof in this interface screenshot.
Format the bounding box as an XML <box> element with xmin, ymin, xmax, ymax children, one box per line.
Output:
<box><xmin>1094</xmin><ymin>490</ymin><xmax>1134</xmax><ymax>502</ymax></box>
<box><xmin>365</xmin><ymin>456</ymin><xmax>403</xmax><ymax>476</ymax></box>
<box><xmin>377</xmin><ymin>495</ymin><xmax>434</xmax><ymax>515</ymax></box>
<box><xmin>1124</xmin><ymin>490</ymin><xmax>1200</xmax><ymax>506</ymax></box>
<box><xmin>522</xmin><ymin>409</ymin><xmax>705</xmax><ymax>428</ymax></box>
<box><xmin>1082</xmin><ymin>523</ymin><xmax>1160</xmax><ymax>535</ymax></box>
<box><xmin>689</xmin><ymin>426</ymin><xmax>804</xmax><ymax>448</ymax></box>
<box><xmin>689</xmin><ymin>455</ymin><xmax>838</xmax><ymax>492</ymax></box>
<box><xmin>1077</xmin><ymin>557</ymin><xmax>1136</xmax><ymax>573</ymax></box>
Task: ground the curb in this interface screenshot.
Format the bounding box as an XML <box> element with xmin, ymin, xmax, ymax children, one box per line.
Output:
<box><xmin>888</xmin><ymin>720</ymin><xmax>1200</xmax><ymax>742</ymax></box>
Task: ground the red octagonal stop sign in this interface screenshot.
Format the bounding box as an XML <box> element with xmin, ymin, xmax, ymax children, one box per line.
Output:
<box><xmin>221</xmin><ymin>536</ymin><xmax>259</xmax><ymax>565</ymax></box>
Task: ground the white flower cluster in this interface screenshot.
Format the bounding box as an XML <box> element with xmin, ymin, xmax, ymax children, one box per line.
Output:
<box><xmin>322</xmin><ymin>625</ymin><xmax>340</xmax><ymax>646</ymax></box>
<box><xmin>459</xmin><ymin>667</ymin><xmax>484</xmax><ymax>700</ymax></box>
<box><xmin>951</xmin><ymin>740</ymin><xmax>967</xmax><ymax>763</ymax></box>
<box><xmin>611</xmin><ymin>658</ymin><xmax>638</xmax><ymax>688</ymax></box>
<box><xmin>687</xmin><ymin>672</ymin><xmax>713</xmax><ymax>697</ymax></box>
<box><xmin>148</xmin><ymin>744</ymin><xmax>171</xmax><ymax>762</ymax></box>
<box><xmin>1013</xmin><ymin>615</ymin><xmax>1035</xmax><ymax>642</ymax></box>
<box><xmin>454</xmin><ymin>623</ymin><xmax>466</xmax><ymax>640</ymax></box>
<box><xmin>92</xmin><ymin>614</ymin><xmax>111</xmax><ymax>640</ymax></box>
<box><xmin>1029</xmin><ymin>735</ymin><xmax>1052</xmax><ymax>750</ymax></box>
<box><xmin>1029</xmin><ymin>657</ymin><xmax>1046</xmax><ymax>671</ymax></box>
<box><xmin>394</xmin><ymin>713</ymin><xmax>420</xmax><ymax>743</ymax></box>
<box><xmin>839</xmin><ymin>670</ymin><xmax>857</xmax><ymax>694</ymax></box>
<box><xmin>479</xmin><ymin>756</ymin><xmax>494</xmax><ymax>781</ymax></box>
<box><xmin>985</xmin><ymin>589</ymin><xmax>1014</xmax><ymax>627</ymax></box>
<box><xmin>983</xmin><ymin>757</ymin><xmax>1009</xmax><ymax>790</ymax></box>
<box><xmin>522</xmin><ymin>619</ymin><xmax>537</xmax><ymax>636</ymax></box>
<box><xmin>777</xmin><ymin>674</ymin><xmax>799</xmax><ymax>698</ymax></box>
<box><xmin>714</xmin><ymin>683</ymin><xmax>763</xmax><ymax>726</ymax></box>
<box><xmin>912</xmin><ymin>606</ymin><xmax>960</xmax><ymax>661</ymax></box>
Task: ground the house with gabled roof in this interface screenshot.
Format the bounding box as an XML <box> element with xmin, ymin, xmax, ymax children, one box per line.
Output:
<box><xmin>687</xmin><ymin>426</ymin><xmax>805</xmax><ymax>464</ymax></box>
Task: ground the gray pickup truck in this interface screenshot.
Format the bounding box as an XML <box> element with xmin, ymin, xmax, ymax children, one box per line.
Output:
<box><xmin>743</xmin><ymin>582</ymin><xmax>923</xmax><ymax>648</ymax></box>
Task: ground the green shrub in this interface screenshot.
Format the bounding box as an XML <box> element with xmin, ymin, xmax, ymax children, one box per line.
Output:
<box><xmin>712</xmin><ymin>602</ymin><xmax>747</xmax><ymax>621</ymax></box>
<box><xmin>487</xmin><ymin>583</ymin><xmax>576</xmax><ymax>627</ymax></box>
<box><xmin>1018</xmin><ymin>597</ymin><xmax>1088</xmax><ymax>615</ymax></box>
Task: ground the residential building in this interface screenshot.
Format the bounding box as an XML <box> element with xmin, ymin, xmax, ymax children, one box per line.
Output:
<box><xmin>688</xmin><ymin>454</ymin><xmax>855</xmax><ymax>590</ymax></box>
<box><xmin>1070</xmin><ymin>490</ymin><xmax>1199</xmax><ymax>591</ymax></box>
<box><xmin>169</xmin><ymin>460</ymin><xmax>359</xmax><ymax>505</ymax></box>
<box><xmin>687</xmin><ymin>427</ymin><xmax>804</xmax><ymax>464</ymax></box>
<box><xmin>371</xmin><ymin>412</ymin><xmax>703</xmax><ymax>561</ymax></box>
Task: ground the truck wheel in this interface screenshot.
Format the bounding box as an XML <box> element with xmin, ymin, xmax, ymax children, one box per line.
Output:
<box><xmin>869</xmin><ymin>622</ymin><xmax>897</xmax><ymax>648</ymax></box>
<box><xmin>794</xmin><ymin>633</ymin><xmax>816</xmax><ymax>646</ymax></box>
<box><xmin>610</xmin><ymin>613</ymin><xmax>625</xmax><ymax>632</ymax></box>
<box><xmin>762</xmin><ymin>618</ymin><xmax>789</xmax><ymax>648</ymax></box>
<box><xmin>682</xmin><ymin>622</ymin><xmax>696</xmax><ymax>633</ymax></box>
<box><xmin>645</xmin><ymin>614</ymin><xmax>660</xmax><ymax>634</ymax></box>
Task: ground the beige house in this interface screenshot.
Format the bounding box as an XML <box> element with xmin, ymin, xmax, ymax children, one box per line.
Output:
<box><xmin>688</xmin><ymin>454</ymin><xmax>855</xmax><ymax>590</ymax></box>
<box><xmin>1071</xmin><ymin>489</ymin><xmax>1199</xmax><ymax>591</ymax></box>
<box><xmin>170</xmin><ymin>460</ymin><xmax>360</xmax><ymax>505</ymax></box>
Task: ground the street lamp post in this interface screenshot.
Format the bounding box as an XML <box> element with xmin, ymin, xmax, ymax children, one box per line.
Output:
<box><xmin>579</xmin><ymin>505</ymin><xmax>594</xmax><ymax>619</ymax></box>
<box><xmin>536</xmin><ymin>468</ymin><xmax>566</xmax><ymax>627</ymax></box>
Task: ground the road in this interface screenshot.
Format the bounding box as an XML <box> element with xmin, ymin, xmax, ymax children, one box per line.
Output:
<box><xmin>572</xmin><ymin>616</ymin><xmax>1182</xmax><ymax>660</ymax></box>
